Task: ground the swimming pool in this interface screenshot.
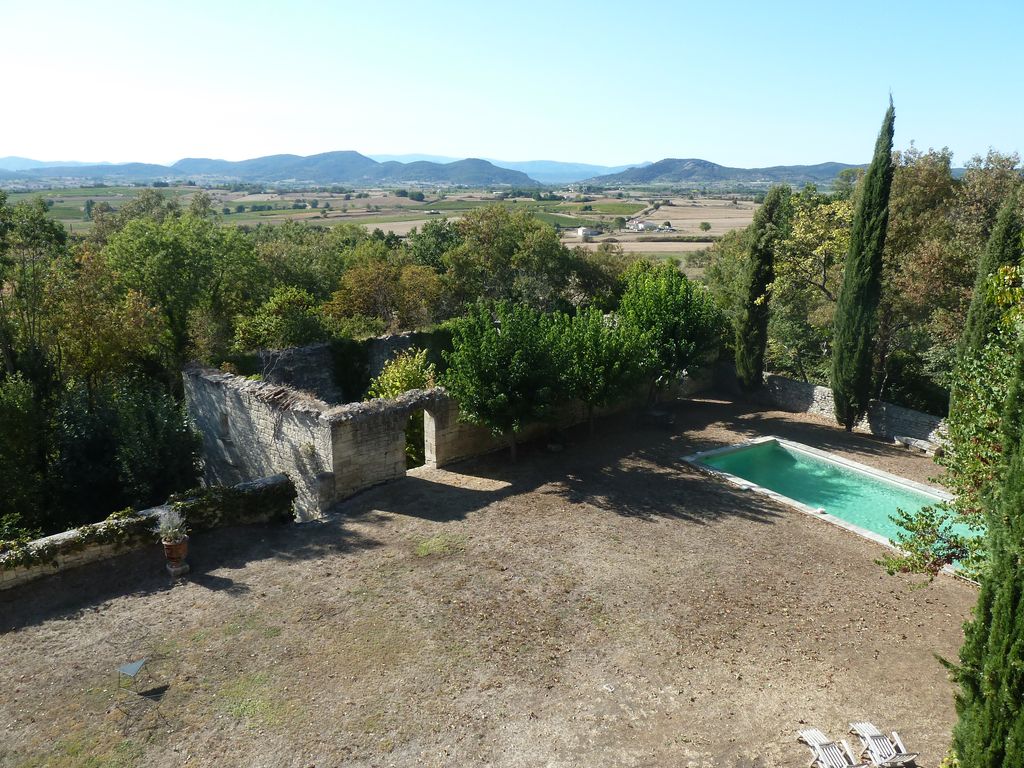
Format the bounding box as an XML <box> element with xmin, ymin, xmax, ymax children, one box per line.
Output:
<box><xmin>685</xmin><ymin>436</ymin><xmax>964</xmax><ymax>548</ymax></box>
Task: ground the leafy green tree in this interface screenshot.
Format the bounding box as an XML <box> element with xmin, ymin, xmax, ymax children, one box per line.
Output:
<box><xmin>0</xmin><ymin>374</ymin><xmax>45</xmax><ymax>537</ymax></box>
<box><xmin>959</xmin><ymin>195</ymin><xmax>1023</xmax><ymax>356</ymax></box>
<box><xmin>443</xmin><ymin>206</ymin><xmax>576</xmax><ymax>312</ymax></box>
<box><xmin>408</xmin><ymin>218</ymin><xmax>462</xmax><ymax>271</ymax></box>
<box><xmin>50</xmin><ymin>378</ymin><xmax>200</xmax><ymax>526</ymax></box>
<box><xmin>699</xmin><ymin>221</ymin><xmax>711</xmax><ymax>232</ymax></box>
<box><xmin>83</xmin><ymin>199</ymin><xmax>94</xmax><ymax>221</ymax></box>
<box><xmin>618</xmin><ymin>261</ymin><xmax>723</xmax><ymax>400</ymax></box>
<box><xmin>323</xmin><ymin>259</ymin><xmax>444</xmax><ymax>332</ymax></box>
<box><xmin>104</xmin><ymin>213</ymin><xmax>255</xmax><ymax>372</ymax></box>
<box><xmin>831</xmin><ymin>100</ymin><xmax>895</xmax><ymax>429</ymax></box>
<box><xmin>366</xmin><ymin>348</ymin><xmax>437</xmax><ymax>466</ymax></box>
<box><xmin>735</xmin><ymin>185</ymin><xmax>790</xmax><ymax>391</ymax></box>
<box><xmin>952</xmin><ymin>336</ymin><xmax>1024</xmax><ymax>767</ymax></box>
<box><xmin>443</xmin><ymin>301</ymin><xmax>555</xmax><ymax>461</ymax></box>
<box><xmin>551</xmin><ymin>307</ymin><xmax>652</xmax><ymax>434</ymax></box>
<box><xmin>45</xmin><ymin>253</ymin><xmax>161</xmax><ymax>392</ymax></box>
<box><xmin>569</xmin><ymin>242</ymin><xmax>637</xmax><ymax>311</ymax></box>
<box><xmin>233</xmin><ymin>286</ymin><xmax>328</xmax><ymax>351</ymax></box>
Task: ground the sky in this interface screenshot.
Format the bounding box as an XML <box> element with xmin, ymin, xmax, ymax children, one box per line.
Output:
<box><xmin>3</xmin><ymin>0</ymin><xmax>1022</xmax><ymax>168</ymax></box>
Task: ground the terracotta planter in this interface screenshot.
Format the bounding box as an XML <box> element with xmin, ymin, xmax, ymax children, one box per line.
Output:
<box><xmin>162</xmin><ymin>535</ymin><xmax>190</xmax><ymax>576</ymax></box>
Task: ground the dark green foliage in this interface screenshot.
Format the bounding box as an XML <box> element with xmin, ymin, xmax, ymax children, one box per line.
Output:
<box><xmin>172</xmin><ymin>476</ymin><xmax>296</xmax><ymax>531</ymax></box>
<box><xmin>550</xmin><ymin>307</ymin><xmax>653</xmax><ymax>432</ymax></box>
<box><xmin>232</xmin><ymin>286</ymin><xmax>328</xmax><ymax>351</ymax></box>
<box><xmin>329</xmin><ymin>337</ymin><xmax>371</xmax><ymax>403</ymax></box>
<box><xmin>960</xmin><ymin>195</ymin><xmax>1023</xmax><ymax>356</ymax></box>
<box><xmin>0</xmin><ymin>374</ymin><xmax>45</xmax><ymax>537</ymax></box>
<box><xmin>50</xmin><ymin>379</ymin><xmax>201</xmax><ymax>531</ymax></box>
<box><xmin>443</xmin><ymin>301</ymin><xmax>556</xmax><ymax>460</ymax></box>
<box><xmin>831</xmin><ymin>101</ymin><xmax>895</xmax><ymax>429</ymax></box>
<box><xmin>618</xmin><ymin>261</ymin><xmax>723</xmax><ymax>395</ymax></box>
<box><xmin>952</xmin><ymin>338</ymin><xmax>1024</xmax><ymax>767</ymax></box>
<box><xmin>408</xmin><ymin>217</ymin><xmax>463</xmax><ymax>270</ymax></box>
<box><xmin>735</xmin><ymin>185</ymin><xmax>791</xmax><ymax>391</ymax></box>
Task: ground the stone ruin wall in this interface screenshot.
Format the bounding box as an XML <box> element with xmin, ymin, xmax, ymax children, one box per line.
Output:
<box><xmin>256</xmin><ymin>332</ymin><xmax>436</xmax><ymax>403</ymax></box>
<box><xmin>760</xmin><ymin>374</ymin><xmax>947</xmax><ymax>447</ymax></box>
<box><xmin>185</xmin><ymin>365</ymin><xmax>717</xmax><ymax>521</ymax></box>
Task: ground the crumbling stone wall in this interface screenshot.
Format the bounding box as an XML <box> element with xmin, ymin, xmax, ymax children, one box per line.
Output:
<box><xmin>255</xmin><ymin>331</ymin><xmax>453</xmax><ymax>404</ymax></box>
<box><xmin>184</xmin><ymin>369</ymin><xmax>335</xmax><ymax>520</ymax></box>
<box><xmin>185</xmin><ymin>365</ymin><xmax>717</xmax><ymax>520</ymax></box>
<box><xmin>761</xmin><ymin>374</ymin><xmax>947</xmax><ymax>446</ymax></box>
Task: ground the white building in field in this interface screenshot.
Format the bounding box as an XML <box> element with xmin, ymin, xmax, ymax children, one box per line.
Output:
<box><xmin>627</xmin><ymin>220</ymin><xmax>659</xmax><ymax>232</ymax></box>
<box><xmin>577</xmin><ymin>226</ymin><xmax>601</xmax><ymax>239</ymax></box>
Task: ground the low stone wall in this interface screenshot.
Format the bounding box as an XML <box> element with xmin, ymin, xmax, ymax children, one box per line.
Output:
<box><xmin>186</xmin><ymin>363</ymin><xmax>717</xmax><ymax>519</ymax></box>
<box><xmin>761</xmin><ymin>373</ymin><xmax>947</xmax><ymax>447</ymax></box>
<box><xmin>0</xmin><ymin>475</ymin><xmax>295</xmax><ymax>592</ymax></box>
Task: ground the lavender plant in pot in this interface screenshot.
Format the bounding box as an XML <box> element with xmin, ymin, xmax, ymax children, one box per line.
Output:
<box><xmin>157</xmin><ymin>507</ymin><xmax>190</xmax><ymax>576</ymax></box>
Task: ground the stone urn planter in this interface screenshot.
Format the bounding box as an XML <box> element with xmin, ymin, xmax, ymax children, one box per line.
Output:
<box><xmin>157</xmin><ymin>508</ymin><xmax>190</xmax><ymax>577</ymax></box>
<box><xmin>162</xmin><ymin>535</ymin><xmax>190</xmax><ymax>576</ymax></box>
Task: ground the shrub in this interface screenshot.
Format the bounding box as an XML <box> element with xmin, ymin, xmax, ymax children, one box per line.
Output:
<box><xmin>367</xmin><ymin>348</ymin><xmax>437</xmax><ymax>466</ymax></box>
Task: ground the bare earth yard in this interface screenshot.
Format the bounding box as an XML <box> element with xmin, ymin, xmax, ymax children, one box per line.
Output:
<box><xmin>0</xmin><ymin>396</ymin><xmax>975</xmax><ymax>767</ymax></box>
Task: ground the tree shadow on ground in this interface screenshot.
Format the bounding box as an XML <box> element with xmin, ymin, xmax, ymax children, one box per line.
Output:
<box><xmin>340</xmin><ymin>398</ymin><xmax>790</xmax><ymax>527</ymax></box>
<box><xmin>0</xmin><ymin>514</ymin><xmax>387</xmax><ymax>633</ymax></box>
<box><xmin>672</xmin><ymin>394</ymin><xmax>917</xmax><ymax>462</ymax></box>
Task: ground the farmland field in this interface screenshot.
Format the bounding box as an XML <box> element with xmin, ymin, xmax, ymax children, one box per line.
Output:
<box><xmin>4</xmin><ymin>186</ymin><xmax>756</xmax><ymax>262</ymax></box>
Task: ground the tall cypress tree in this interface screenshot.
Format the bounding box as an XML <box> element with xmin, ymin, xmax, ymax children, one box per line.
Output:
<box><xmin>959</xmin><ymin>195</ymin><xmax>1023</xmax><ymax>356</ymax></box>
<box><xmin>952</xmin><ymin>337</ymin><xmax>1024</xmax><ymax>767</ymax></box>
<box><xmin>831</xmin><ymin>100</ymin><xmax>895</xmax><ymax>430</ymax></box>
<box><xmin>735</xmin><ymin>184</ymin><xmax>790</xmax><ymax>391</ymax></box>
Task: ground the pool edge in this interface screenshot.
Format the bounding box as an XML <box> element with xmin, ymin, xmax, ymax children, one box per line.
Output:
<box><xmin>682</xmin><ymin>436</ymin><xmax>970</xmax><ymax>584</ymax></box>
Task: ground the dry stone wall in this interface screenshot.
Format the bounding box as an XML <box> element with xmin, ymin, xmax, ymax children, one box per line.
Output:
<box><xmin>185</xmin><ymin>365</ymin><xmax>717</xmax><ymax>521</ymax></box>
<box><xmin>257</xmin><ymin>343</ymin><xmax>342</xmax><ymax>403</ymax></box>
<box><xmin>761</xmin><ymin>374</ymin><xmax>947</xmax><ymax>447</ymax></box>
<box><xmin>0</xmin><ymin>475</ymin><xmax>294</xmax><ymax>592</ymax></box>
<box><xmin>184</xmin><ymin>369</ymin><xmax>336</xmax><ymax>519</ymax></box>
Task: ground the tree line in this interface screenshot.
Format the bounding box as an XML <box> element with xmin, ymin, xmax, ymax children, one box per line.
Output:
<box><xmin>707</xmin><ymin>102</ymin><xmax>1024</xmax><ymax>767</ymax></box>
<box><xmin>0</xmin><ymin>190</ymin><xmax>649</xmax><ymax>539</ymax></box>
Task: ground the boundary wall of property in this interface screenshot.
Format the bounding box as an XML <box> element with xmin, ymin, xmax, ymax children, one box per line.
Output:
<box><xmin>184</xmin><ymin>365</ymin><xmax>716</xmax><ymax>521</ymax></box>
<box><xmin>741</xmin><ymin>368</ymin><xmax>947</xmax><ymax>448</ymax></box>
<box><xmin>0</xmin><ymin>475</ymin><xmax>293</xmax><ymax>592</ymax></box>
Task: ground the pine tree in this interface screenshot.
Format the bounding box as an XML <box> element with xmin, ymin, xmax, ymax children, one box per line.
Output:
<box><xmin>735</xmin><ymin>184</ymin><xmax>790</xmax><ymax>391</ymax></box>
<box><xmin>831</xmin><ymin>100</ymin><xmax>895</xmax><ymax>429</ymax></box>
<box><xmin>952</xmin><ymin>338</ymin><xmax>1024</xmax><ymax>766</ymax></box>
<box><xmin>959</xmin><ymin>195</ymin><xmax>1023</xmax><ymax>356</ymax></box>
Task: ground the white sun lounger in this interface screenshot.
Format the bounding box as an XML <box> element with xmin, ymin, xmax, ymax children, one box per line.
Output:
<box><xmin>798</xmin><ymin>728</ymin><xmax>869</xmax><ymax>768</ymax></box>
<box><xmin>849</xmin><ymin>722</ymin><xmax>918</xmax><ymax>767</ymax></box>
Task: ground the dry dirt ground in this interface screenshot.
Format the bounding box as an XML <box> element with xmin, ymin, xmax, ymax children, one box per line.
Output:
<box><xmin>0</xmin><ymin>396</ymin><xmax>975</xmax><ymax>768</ymax></box>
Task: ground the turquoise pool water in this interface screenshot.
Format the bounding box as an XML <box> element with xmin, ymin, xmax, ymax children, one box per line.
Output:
<box><xmin>700</xmin><ymin>440</ymin><xmax>968</xmax><ymax>542</ymax></box>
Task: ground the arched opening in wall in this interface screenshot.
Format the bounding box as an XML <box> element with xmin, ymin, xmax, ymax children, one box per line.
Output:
<box><xmin>404</xmin><ymin>408</ymin><xmax>427</xmax><ymax>470</ymax></box>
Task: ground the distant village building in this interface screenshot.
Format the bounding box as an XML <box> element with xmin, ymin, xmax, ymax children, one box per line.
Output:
<box><xmin>627</xmin><ymin>220</ymin><xmax>659</xmax><ymax>232</ymax></box>
<box><xmin>577</xmin><ymin>226</ymin><xmax>601</xmax><ymax>239</ymax></box>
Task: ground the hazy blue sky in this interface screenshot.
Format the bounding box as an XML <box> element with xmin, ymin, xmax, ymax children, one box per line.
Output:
<box><xmin>4</xmin><ymin>0</ymin><xmax>1021</xmax><ymax>167</ymax></box>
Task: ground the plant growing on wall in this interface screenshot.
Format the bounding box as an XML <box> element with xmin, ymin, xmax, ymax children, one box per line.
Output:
<box><xmin>366</xmin><ymin>348</ymin><xmax>437</xmax><ymax>466</ymax></box>
<box><xmin>442</xmin><ymin>301</ymin><xmax>555</xmax><ymax>461</ymax></box>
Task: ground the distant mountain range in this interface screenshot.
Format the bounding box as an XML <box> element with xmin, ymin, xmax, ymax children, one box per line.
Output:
<box><xmin>0</xmin><ymin>151</ymin><xmax>873</xmax><ymax>187</ymax></box>
<box><xmin>0</xmin><ymin>151</ymin><xmax>538</xmax><ymax>187</ymax></box>
<box><xmin>0</xmin><ymin>156</ymin><xmax>112</xmax><ymax>171</ymax></box>
<box><xmin>367</xmin><ymin>156</ymin><xmax>650</xmax><ymax>183</ymax></box>
<box><xmin>586</xmin><ymin>158</ymin><xmax>865</xmax><ymax>185</ymax></box>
